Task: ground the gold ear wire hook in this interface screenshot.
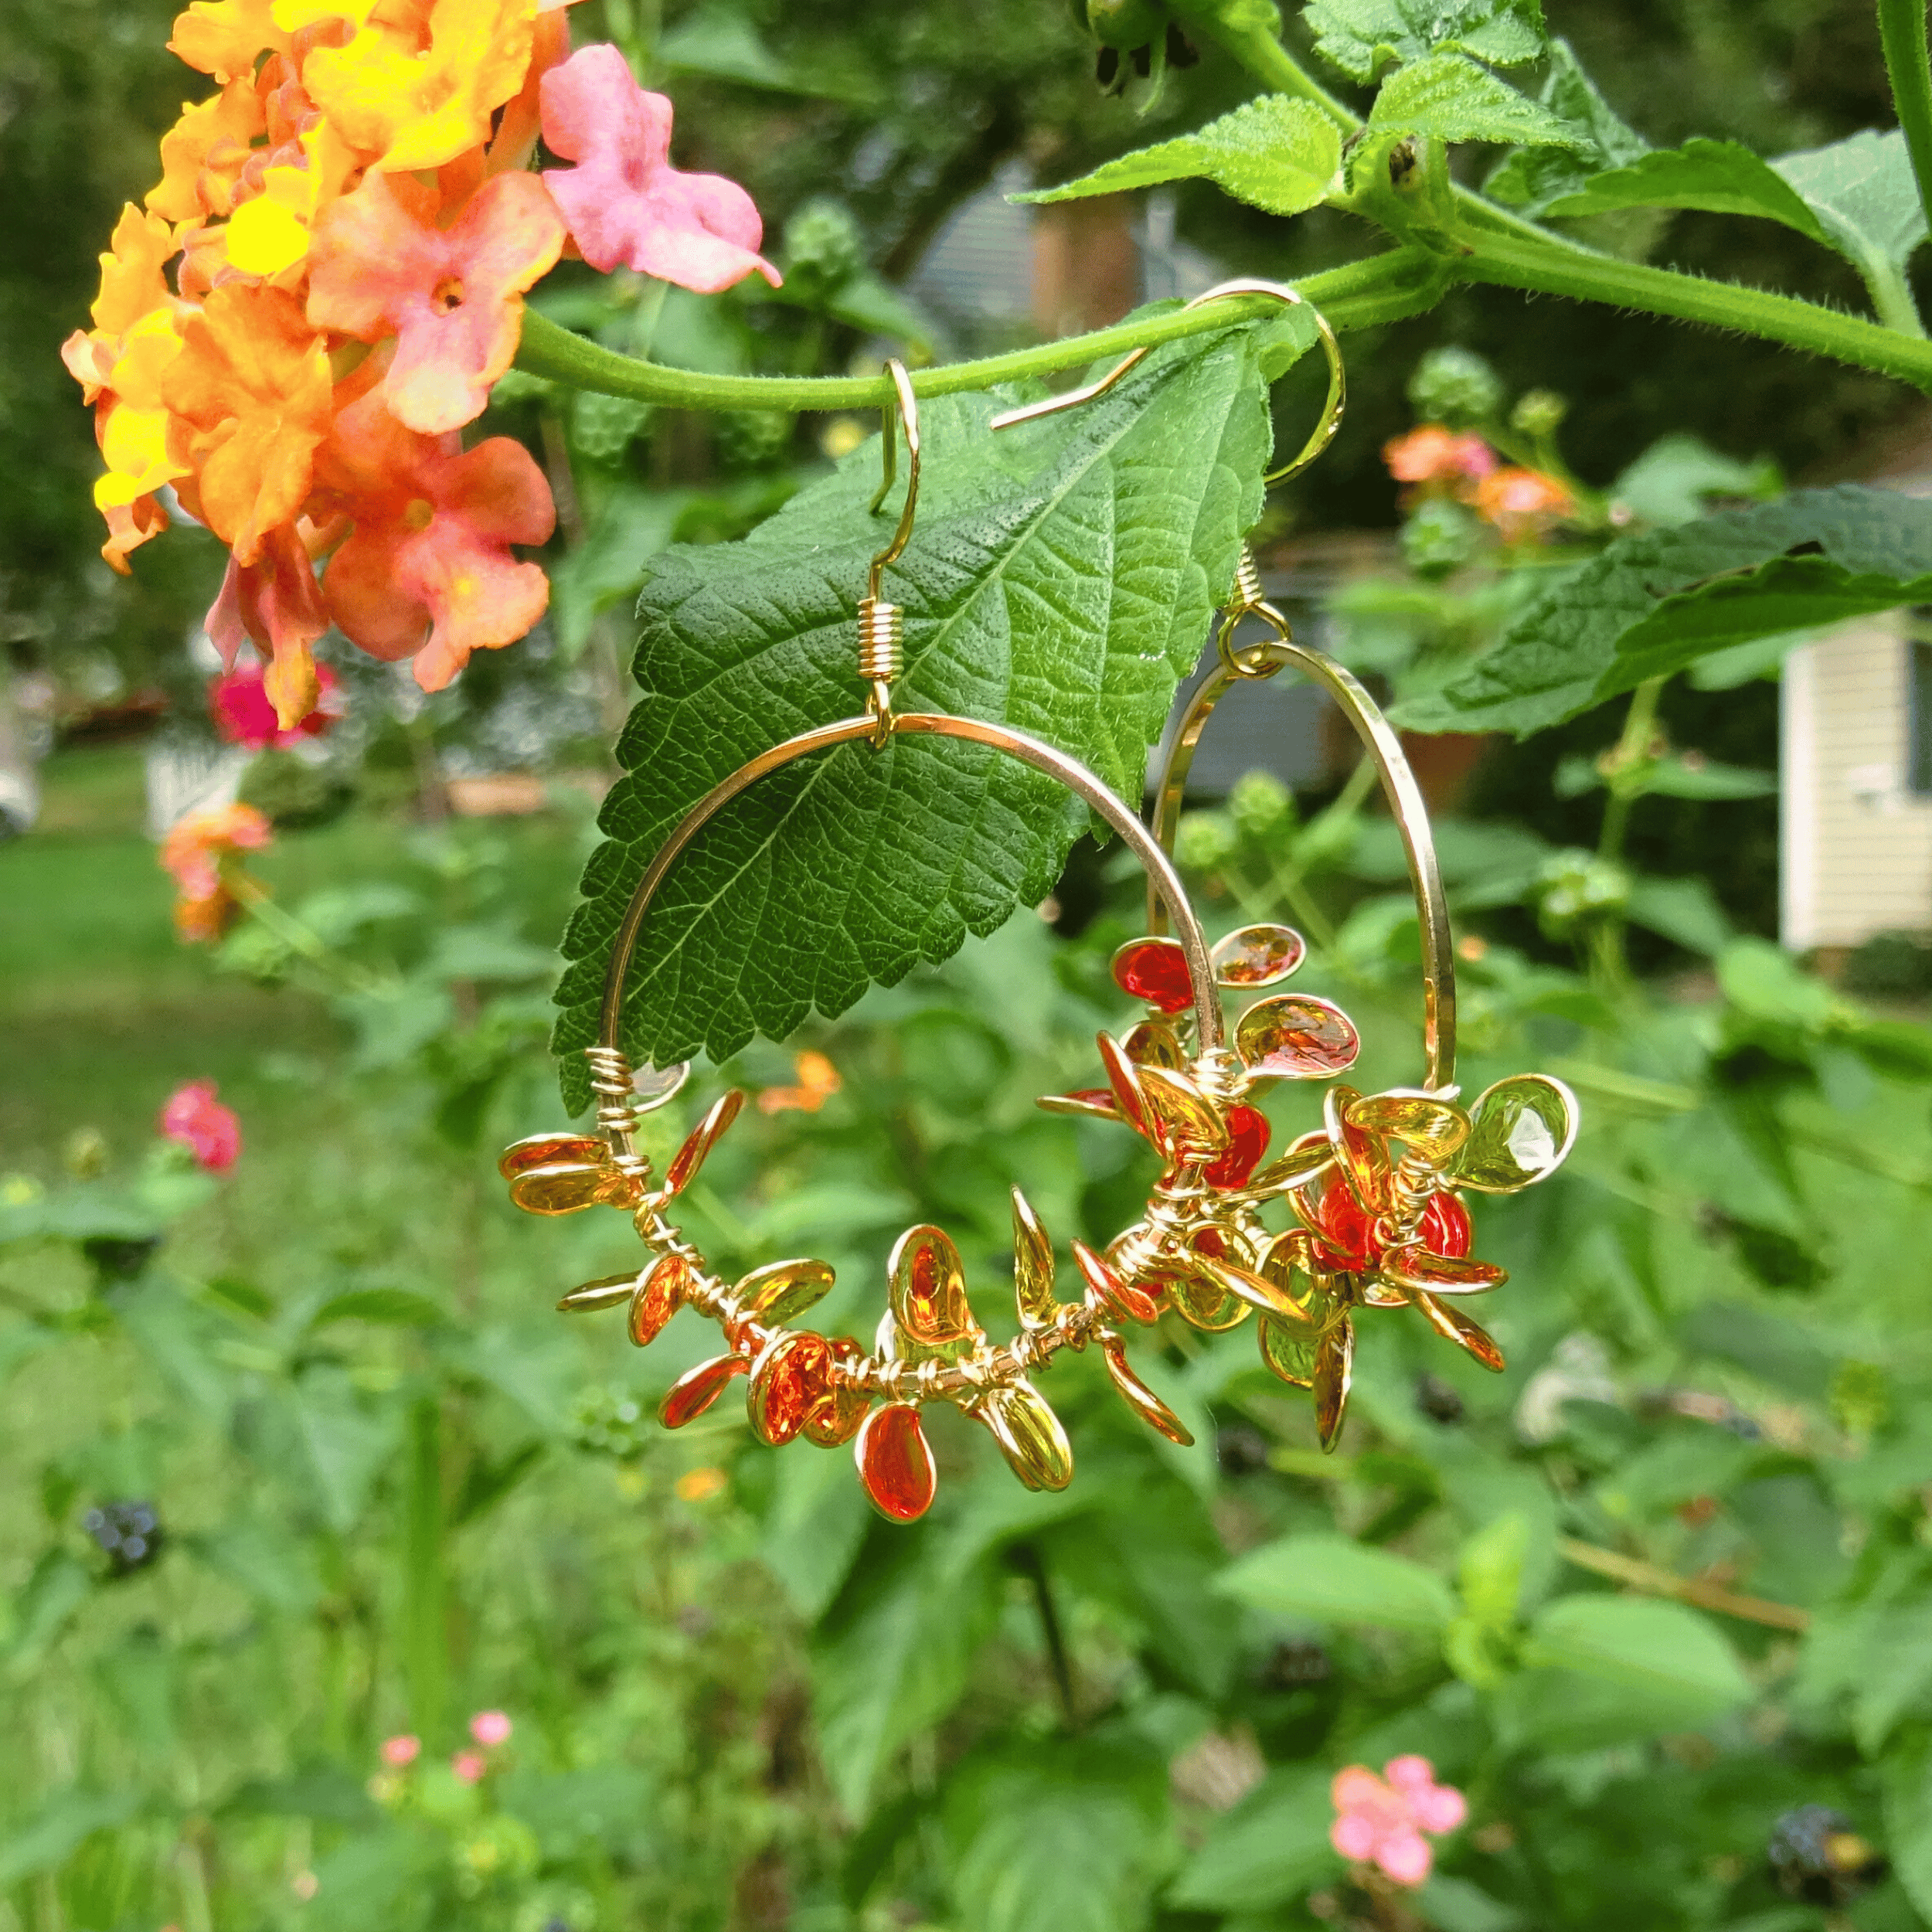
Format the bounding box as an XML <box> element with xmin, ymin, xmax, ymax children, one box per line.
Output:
<box><xmin>859</xmin><ymin>359</ymin><xmax>920</xmax><ymax>746</ymax></box>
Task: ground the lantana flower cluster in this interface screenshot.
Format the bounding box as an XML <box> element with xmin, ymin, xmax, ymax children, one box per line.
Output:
<box><xmin>67</xmin><ymin>0</ymin><xmax>780</xmax><ymax>730</ymax></box>
<box><xmin>1383</xmin><ymin>425</ymin><xmax>1574</xmax><ymax>540</ymax></box>
<box><xmin>1328</xmin><ymin>1754</ymin><xmax>1468</xmax><ymax>1886</ymax></box>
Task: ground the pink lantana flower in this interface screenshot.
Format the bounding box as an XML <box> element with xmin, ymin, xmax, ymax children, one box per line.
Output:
<box><xmin>1471</xmin><ymin>465</ymin><xmax>1574</xmax><ymax>540</ymax></box>
<box><xmin>539</xmin><ymin>44</ymin><xmax>781</xmax><ymax>294</ymax></box>
<box><xmin>307</xmin><ymin>169</ymin><xmax>566</xmax><ymax>436</ymax></box>
<box><xmin>315</xmin><ymin>388</ymin><xmax>555</xmax><ymax>693</ymax></box>
<box><xmin>469</xmin><ymin>1709</ymin><xmax>512</xmax><ymax>1747</ymax></box>
<box><xmin>1383</xmin><ymin>426</ymin><xmax>1497</xmax><ymax>488</ymax></box>
<box><xmin>451</xmin><ymin>1750</ymin><xmax>487</xmax><ymax>1784</ymax></box>
<box><xmin>158</xmin><ymin>1080</ymin><xmax>242</xmax><ymax>1172</ymax></box>
<box><xmin>1330</xmin><ymin>1755</ymin><xmax>1467</xmax><ymax>1888</ymax></box>
<box><xmin>380</xmin><ymin>1733</ymin><xmax>422</xmax><ymax>1767</ymax></box>
<box><xmin>210</xmin><ymin>657</ymin><xmax>342</xmax><ymax>750</ymax></box>
<box><xmin>204</xmin><ymin>521</ymin><xmax>334</xmax><ymax>733</ymax></box>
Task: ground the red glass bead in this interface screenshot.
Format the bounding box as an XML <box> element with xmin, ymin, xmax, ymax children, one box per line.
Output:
<box><xmin>1311</xmin><ymin>1177</ymin><xmax>1380</xmax><ymax>1270</ymax></box>
<box><xmin>749</xmin><ymin>1331</ymin><xmax>833</xmax><ymax>1446</ymax></box>
<box><xmin>1420</xmin><ymin>1189</ymin><xmax>1472</xmax><ymax>1259</ymax></box>
<box><xmin>856</xmin><ymin>1403</ymin><xmax>936</xmax><ymax>1522</ymax></box>
<box><xmin>1111</xmin><ymin>937</ymin><xmax>1194</xmax><ymax>1015</ymax></box>
<box><xmin>659</xmin><ymin>1352</ymin><xmax>748</xmax><ymax>1429</ymax></box>
<box><xmin>1202</xmin><ymin>1104</ymin><xmax>1270</xmax><ymax>1189</ymax></box>
<box><xmin>628</xmin><ymin>1252</ymin><xmax>689</xmax><ymax>1348</ymax></box>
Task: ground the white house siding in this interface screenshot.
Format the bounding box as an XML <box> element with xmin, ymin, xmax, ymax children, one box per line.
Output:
<box><xmin>1781</xmin><ymin>615</ymin><xmax>1932</xmax><ymax>950</ymax></box>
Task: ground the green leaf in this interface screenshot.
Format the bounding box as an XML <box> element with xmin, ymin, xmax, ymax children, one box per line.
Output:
<box><xmin>762</xmin><ymin>1440</ymin><xmax>873</xmax><ymax>1624</ymax></box>
<box><xmin>656</xmin><ymin>3</ymin><xmax>877</xmax><ymax>104</ymax></box>
<box><xmin>310</xmin><ymin>1287</ymin><xmax>447</xmax><ymax>1328</ymax></box>
<box><xmin>1458</xmin><ymin>1511</ymin><xmax>1528</xmax><ymax>1628</ymax></box>
<box><xmin>1624</xmin><ymin>876</ymin><xmax>1733</xmax><ymax>956</ymax></box>
<box><xmin>550</xmin><ymin>482</ymin><xmax>698</xmax><ymax>658</ymax></box>
<box><xmin>1396</xmin><ymin>485</ymin><xmax>1932</xmax><ymax>736</ymax></box>
<box><xmin>1521</xmin><ymin>1594</ymin><xmax>1753</xmax><ymax>1705</ymax></box>
<box><xmin>1216</xmin><ymin>1531</ymin><xmax>1457</xmax><ymax>1630</ymax></box>
<box><xmin>1418</xmin><ymin>1876</ymin><xmax>1525</xmax><ymax>1932</ymax></box>
<box><xmin>1304</xmin><ymin>0</ymin><xmax>1546</xmax><ymax>81</ymax></box>
<box><xmin>1483</xmin><ymin>37</ymin><xmax>1649</xmax><ymax>214</ymax></box>
<box><xmin>1368</xmin><ymin>50</ymin><xmax>1582</xmax><ymax>150</ymax></box>
<box><xmin>189</xmin><ymin>1514</ymin><xmax>324</xmax><ymax>1614</ymax></box>
<box><xmin>555</xmin><ymin>321</ymin><xmax>1295</xmax><ymax>1100</ymax></box>
<box><xmin>1718</xmin><ymin>937</ymin><xmax>1838</xmax><ymax>1029</ymax></box>
<box><xmin>1017</xmin><ymin>96</ymin><xmax>1341</xmax><ymax>217</ymax></box>
<box><xmin>3</xmin><ymin>1549</ymin><xmax>92</xmax><ymax>1674</ymax></box>
<box><xmin>0</xmin><ymin>1788</ymin><xmax>139</xmax><ymax>1889</ymax></box>
<box><xmin>1543</xmin><ymin>136</ymin><xmax>1828</xmax><ymax>241</ymax></box>
<box><xmin>1166</xmin><ymin>1766</ymin><xmax>1335</xmax><ymax>1910</ymax></box>
<box><xmin>943</xmin><ymin>1736</ymin><xmax>1171</xmax><ymax>1932</ymax></box>
<box><xmin>1774</xmin><ymin>128</ymin><xmax>1928</xmax><ymax>291</ymax></box>
<box><xmin>1609</xmin><ymin>433</ymin><xmax>1782</xmax><ymax>529</ymax></box>
<box><xmin>1884</xmin><ymin>1730</ymin><xmax>1932</xmax><ymax>1922</ymax></box>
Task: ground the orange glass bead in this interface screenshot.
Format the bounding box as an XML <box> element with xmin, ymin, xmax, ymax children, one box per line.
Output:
<box><xmin>889</xmin><ymin>1225</ymin><xmax>971</xmax><ymax>1348</ymax></box>
<box><xmin>1211</xmin><ymin>923</ymin><xmax>1305</xmax><ymax>988</ymax></box>
<box><xmin>1101</xmin><ymin>1337</ymin><xmax>1195</xmax><ymax>1445</ymax></box>
<box><xmin>628</xmin><ymin>1251</ymin><xmax>689</xmax><ymax>1346</ymax></box>
<box><xmin>748</xmin><ymin>1331</ymin><xmax>833</xmax><ymax>1446</ymax></box>
<box><xmin>659</xmin><ymin>1352</ymin><xmax>748</xmax><ymax>1430</ymax></box>
<box><xmin>855</xmin><ymin>1403</ymin><xmax>936</xmax><ymax>1522</ymax></box>
<box><xmin>664</xmin><ymin>1089</ymin><xmax>745</xmax><ymax>1197</ymax></box>
<box><xmin>498</xmin><ymin>1132</ymin><xmax>607</xmax><ymax>1179</ymax></box>
<box><xmin>1072</xmin><ymin>1238</ymin><xmax>1158</xmax><ymax>1325</ymax></box>
<box><xmin>1202</xmin><ymin>1102</ymin><xmax>1270</xmax><ymax>1189</ymax></box>
<box><xmin>1111</xmin><ymin>937</ymin><xmax>1193</xmax><ymax>1014</ymax></box>
<box><xmin>804</xmin><ymin>1337</ymin><xmax>870</xmax><ymax>1447</ymax></box>
<box><xmin>1235</xmin><ymin>993</ymin><xmax>1361</xmax><ymax>1079</ymax></box>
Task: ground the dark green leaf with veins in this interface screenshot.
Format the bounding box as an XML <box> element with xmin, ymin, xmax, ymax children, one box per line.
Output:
<box><xmin>553</xmin><ymin>321</ymin><xmax>1300</xmax><ymax>1103</ymax></box>
<box><xmin>1304</xmin><ymin>0</ymin><xmax>1546</xmax><ymax>82</ymax></box>
<box><xmin>1367</xmin><ymin>50</ymin><xmax>1581</xmax><ymax>151</ymax></box>
<box><xmin>1543</xmin><ymin>135</ymin><xmax>1831</xmax><ymax>241</ymax></box>
<box><xmin>1774</xmin><ymin>129</ymin><xmax>1928</xmax><ymax>299</ymax></box>
<box><xmin>1395</xmin><ymin>485</ymin><xmax>1932</xmax><ymax>736</ymax></box>
<box><xmin>1485</xmin><ymin>38</ymin><xmax>1648</xmax><ymax>215</ymax></box>
<box><xmin>1016</xmin><ymin>96</ymin><xmax>1341</xmax><ymax>217</ymax></box>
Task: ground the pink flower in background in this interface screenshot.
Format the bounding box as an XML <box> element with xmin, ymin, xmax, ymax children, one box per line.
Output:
<box><xmin>539</xmin><ymin>44</ymin><xmax>781</xmax><ymax>294</ymax></box>
<box><xmin>1330</xmin><ymin>1755</ymin><xmax>1467</xmax><ymax>1887</ymax></box>
<box><xmin>158</xmin><ymin>1080</ymin><xmax>241</xmax><ymax>1172</ymax></box>
<box><xmin>469</xmin><ymin>1710</ymin><xmax>512</xmax><ymax>1747</ymax></box>
<box><xmin>380</xmin><ymin>1733</ymin><xmax>421</xmax><ymax>1767</ymax></box>
<box><xmin>209</xmin><ymin>658</ymin><xmax>342</xmax><ymax>750</ymax></box>
<box><xmin>1383</xmin><ymin>426</ymin><xmax>1496</xmax><ymax>488</ymax></box>
<box><xmin>451</xmin><ymin>1750</ymin><xmax>487</xmax><ymax>1784</ymax></box>
<box><xmin>1471</xmin><ymin>465</ymin><xmax>1575</xmax><ymax>539</ymax></box>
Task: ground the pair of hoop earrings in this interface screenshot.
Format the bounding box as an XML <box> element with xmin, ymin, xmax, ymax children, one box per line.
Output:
<box><xmin>501</xmin><ymin>283</ymin><xmax>1579</xmax><ymax>1522</ymax></box>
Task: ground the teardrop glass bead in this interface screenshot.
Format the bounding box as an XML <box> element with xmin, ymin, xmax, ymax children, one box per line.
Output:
<box><xmin>1211</xmin><ymin>923</ymin><xmax>1306</xmax><ymax>988</ymax></box>
<box><xmin>1111</xmin><ymin>937</ymin><xmax>1193</xmax><ymax>1014</ymax></box>
<box><xmin>974</xmin><ymin>1380</ymin><xmax>1074</xmax><ymax>1491</ymax></box>
<box><xmin>664</xmin><ymin>1090</ymin><xmax>745</xmax><ymax>1197</ymax></box>
<box><xmin>1101</xmin><ymin>1338</ymin><xmax>1195</xmax><ymax>1444</ymax></box>
<box><xmin>1202</xmin><ymin>1103</ymin><xmax>1270</xmax><ymax>1189</ymax></box>
<box><xmin>740</xmin><ymin>1257</ymin><xmax>835</xmax><ymax>1325</ymax></box>
<box><xmin>1458</xmin><ymin>1074</ymin><xmax>1578</xmax><ymax>1194</ymax></box>
<box><xmin>855</xmin><ymin>1403</ymin><xmax>937</xmax><ymax>1522</ymax></box>
<box><xmin>1236</xmin><ymin>995</ymin><xmax>1361</xmax><ymax>1080</ymax></box>
<box><xmin>803</xmin><ymin>1338</ymin><xmax>870</xmax><ymax>1447</ymax></box>
<box><xmin>748</xmin><ymin>1331</ymin><xmax>834</xmax><ymax>1446</ymax></box>
<box><xmin>1072</xmin><ymin>1240</ymin><xmax>1158</xmax><ymax>1325</ymax></box>
<box><xmin>1011</xmin><ymin>1189</ymin><xmax>1057</xmax><ymax>1331</ymax></box>
<box><xmin>659</xmin><ymin>1352</ymin><xmax>748</xmax><ymax>1430</ymax></box>
<box><xmin>628</xmin><ymin>1252</ymin><xmax>689</xmax><ymax>1346</ymax></box>
<box><xmin>499</xmin><ymin>1132</ymin><xmax>607</xmax><ymax>1180</ymax></box>
<box><xmin>889</xmin><ymin>1224</ymin><xmax>971</xmax><ymax>1347</ymax></box>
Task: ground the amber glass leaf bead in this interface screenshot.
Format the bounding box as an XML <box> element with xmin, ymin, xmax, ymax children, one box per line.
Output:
<box><xmin>557</xmin><ymin>1270</ymin><xmax>638</xmax><ymax>1314</ymax></box>
<box><xmin>1122</xmin><ymin>1019</ymin><xmax>1185</xmax><ymax>1069</ymax></box>
<box><xmin>739</xmin><ymin>1257</ymin><xmax>836</xmax><ymax>1325</ymax></box>
<box><xmin>1202</xmin><ymin>1103</ymin><xmax>1270</xmax><ymax>1189</ymax></box>
<box><xmin>1101</xmin><ymin>1337</ymin><xmax>1196</xmax><ymax>1444</ymax></box>
<box><xmin>974</xmin><ymin>1379</ymin><xmax>1074</xmax><ymax>1491</ymax></box>
<box><xmin>628</xmin><ymin>1252</ymin><xmax>690</xmax><ymax>1346</ymax></box>
<box><xmin>660</xmin><ymin>1352</ymin><xmax>749</xmax><ymax>1429</ymax></box>
<box><xmin>499</xmin><ymin>1132</ymin><xmax>608</xmax><ymax>1180</ymax></box>
<box><xmin>748</xmin><ymin>1331</ymin><xmax>835</xmax><ymax>1447</ymax></box>
<box><xmin>1152</xmin><ymin>1260</ymin><xmax>1248</xmax><ymax>1332</ymax></box>
<box><xmin>1260</xmin><ymin>1226</ymin><xmax>1326</xmax><ymax>1303</ymax></box>
<box><xmin>663</xmin><ymin>1089</ymin><xmax>746</xmax><ymax>1198</ymax></box>
<box><xmin>1212</xmin><ymin>923</ymin><xmax>1306</xmax><ymax>988</ymax></box>
<box><xmin>1073</xmin><ymin>1239</ymin><xmax>1158</xmax><ymax>1325</ymax></box>
<box><xmin>1247</xmin><ymin>1128</ymin><xmax>1336</xmax><ymax>1196</ymax></box>
<box><xmin>1458</xmin><ymin>1074</ymin><xmax>1579</xmax><ymax>1194</ymax></box>
<box><xmin>1111</xmin><ymin>936</ymin><xmax>1193</xmax><ymax>1014</ymax></box>
<box><xmin>1138</xmin><ymin>1064</ymin><xmax>1229</xmax><ymax>1155</ymax></box>
<box><xmin>1323</xmin><ymin>1084</ymin><xmax>1391</xmax><ymax>1214</ymax></box>
<box><xmin>804</xmin><ymin>1338</ymin><xmax>871</xmax><ymax>1447</ymax></box>
<box><xmin>1344</xmin><ymin>1090</ymin><xmax>1470</xmax><ymax>1163</ymax></box>
<box><xmin>1096</xmin><ymin>1032</ymin><xmax>1155</xmax><ymax>1141</ymax></box>
<box><xmin>1011</xmin><ymin>1188</ymin><xmax>1057</xmax><ymax>1331</ymax></box>
<box><xmin>889</xmin><ymin>1223</ymin><xmax>974</xmax><ymax>1347</ymax></box>
<box><xmin>1036</xmin><ymin>1087</ymin><xmax>1122</xmax><ymax>1121</ymax></box>
<box><xmin>1194</xmin><ymin>1250</ymin><xmax>1311</xmax><ymax>1325</ymax></box>
<box><xmin>855</xmin><ymin>1403</ymin><xmax>937</xmax><ymax>1522</ymax></box>
<box><xmin>1412</xmin><ymin>1291</ymin><xmax>1506</xmax><ymax>1370</ymax></box>
<box><xmin>1314</xmin><ymin>1318</ymin><xmax>1355</xmax><ymax>1451</ymax></box>
<box><xmin>1258</xmin><ymin>1314</ymin><xmax>1318</xmax><ymax>1389</ymax></box>
<box><xmin>1236</xmin><ymin>994</ymin><xmax>1361</xmax><ymax>1080</ymax></box>
<box><xmin>1383</xmin><ymin>1244</ymin><xmax>1506</xmax><ymax>1295</ymax></box>
<box><xmin>509</xmin><ymin>1161</ymin><xmax>638</xmax><ymax>1216</ymax></box>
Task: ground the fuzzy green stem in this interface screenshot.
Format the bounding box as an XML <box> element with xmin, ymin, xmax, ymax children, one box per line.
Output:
<box><xmin>1880</xmin><ymin>0</ymin><xmax>1932</xmax><ymax>240</ymax></box>
<box><xmin>1173</xmin><ymin>3</ymin><xmax>1360</xmax><ymax>130</ymax></box>
<box><xmin>515</xmin><ymin>250</ymin><xmax>1445</xmax><ymax>407</ymax></box>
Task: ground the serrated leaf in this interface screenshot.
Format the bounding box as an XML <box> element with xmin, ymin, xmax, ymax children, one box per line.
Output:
<box><xmin>1483</xmin><ymin>38</ymin><xmax>1649</xmax><ymax>214</ymax></box>
<box><xmin>1396</xmin><ymin>485</ymin><xmax>1932</xmax><ymax>736</ymax></box>
<box><xmin>554</xmin><ymin>321</ymin><xmax>1296</xmax><ymax>1104</ymax></box>
<box><xmin>1543</xmin><ymin>135</ymin><xmax>1828</xmax><ymax>241</ymax></box>
<box><xmin>1304</xmin><ymin>0</ymin><xmax>1545</xmax><ymax>81</ymax></box>
<box><xmin>1774</xmin><ymin>128</ymin><xmax>1929</xmax><ymax>292</ymax></box>
<box><xmin>1018</xmin><ymin>96</ymin><xmax>1341</xmax><ymax>217</ymax></box>
<box><xmin>1216</xmin><ymin>1530</ymin><xmax>1457</xmax><ymax>1630</ymax></box>
<box><xmin>1368</xmin><ymin>50</ymin><xmax>1582</xmax><ymax>151</ymax></box>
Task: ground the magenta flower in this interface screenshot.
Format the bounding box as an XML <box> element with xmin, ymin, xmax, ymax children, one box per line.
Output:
<box><xmin>1330</xmin><ymin>1755</ymin><xmax>1468</xmax><ymax>1887</ymax></box>
<box><xmin>451</xmin><ymin>1749</ymin><xmax>487</xmax><ymax>1784</ymax></box>
<box><xmin>158</xmin><ymin>1080</ymin><xmax>241</xmax><ymax>1173</ymax></box>
<box><xmin>469</xmin><ymin>1709</ymin><xmax>512</xmax><ymax>1747</ymax></box>
<box><xmin>379</xmin><ymin>1733</ymin><xmax>421</xmax><ymax>1768</ymax></box>
<box><xmin>209</xmin><ymin>658</ymin><xmax>342</xmax><ymax>750</ymax></box>
<box><xmin>538</xmin><ymin>45</ymin><xmax>781</xmax><ymax>294</ymax></box>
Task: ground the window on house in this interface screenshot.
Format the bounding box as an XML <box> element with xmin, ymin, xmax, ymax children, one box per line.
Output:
<box><xmin>1911</xmin><ymin>610</ymin><xmax>1932</xmax><ymax>796</ymax></box>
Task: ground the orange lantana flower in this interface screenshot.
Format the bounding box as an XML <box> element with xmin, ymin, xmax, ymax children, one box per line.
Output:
<box><xmin>167</xmin><ymin>0</ymin><xmax>290</xmax><ymax>83</ymax></box>
<box><xmin>149</xmin><ymin>77</ymin><xmax>266</xmax><ymax>223</ymax></box>
<box><xmin>758</xmin><ymin>1052</ymin><xmax>842</xmax><ymax>1115</ymax></box>
<box><xmin>1382</xmin><ymin>425</ymin><xmax>1495</xmax><ymax>488</ymax></box>
<box><xmin>1471</xmin><ymin>466</ymin><xmax>1573</xmax><ymax>539</ymax></box>
<box><xmin>160</xmin><ymin>801</ymin><xmax>274</xmax><ymax>942</ymax></box>
<box><xmin>163</xmin><ymin>283</ymin><xmax>333</xmax><ymax>566</ymax></box>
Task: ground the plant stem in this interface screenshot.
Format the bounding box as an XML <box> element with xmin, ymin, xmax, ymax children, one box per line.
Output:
<box><xmin>1011</xmin><ymin>1542</ymin><xmax>1077</xmax><ymax>1726</ymax></box>
<box><xmin>515</xmin><ymin>250</ymin><xmax>1445</xmax><ymax>408</ymax></box>
<box><xmin>1556</xmin><ymin>1536</ymin><xmax>1810</xmax><ymax>1631</ymax></box>
<box><xmin>1879</xmin><ymin>0</ymin><xmax>1932</xmax><ymax>240</ymax></box>
<box><xmin>1176</xmin><ymin>4</ymin><xmax>1360</xmax><ymax>130</ymax></box>
<box><xmin>1597</xmin><ymin>675</ymin><xmax>1665</xmax><ymax>866</ymax></box>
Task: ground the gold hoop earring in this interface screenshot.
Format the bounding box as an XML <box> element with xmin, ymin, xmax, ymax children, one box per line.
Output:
<box><xmin>501</xmin><ymin>363</ymin><xmax>1257</xmax><ymax>1520</ymax></box>
<box><xmin>997</xmin><ymin>284</ymin><xmax>1579</xmax><ymax>1449</ymax></box>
